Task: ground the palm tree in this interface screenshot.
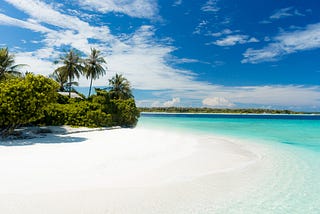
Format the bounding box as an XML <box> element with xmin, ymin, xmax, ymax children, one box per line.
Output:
<box><xmin>49</xmin><ymin>69</ymin><xmax>78</xmax><ymax>92</ymax></box>
<box><xmin>109</xmin><ymin>74</ymin><xmax>133</xmax><ymax>99</ymax></box>
<box><xmin>84</xmin><ymin>48</ymin><xmax>107</xmax><ymax>97</ymax></box>
<box><xmin>55</xmin><ymin>49</ymin><xmax>83</xmax><ymax>98</ymax></box>
<box><xmin>0</xmin><ymin>47</ymin><xmax>25</xmax><ymax>80</ymax></box>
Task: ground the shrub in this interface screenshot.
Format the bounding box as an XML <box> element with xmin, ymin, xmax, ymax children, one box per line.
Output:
<box><xmin>0</xmin><ymin>74</ymin><xmax>59</xmax><ymax>136</ymax></box>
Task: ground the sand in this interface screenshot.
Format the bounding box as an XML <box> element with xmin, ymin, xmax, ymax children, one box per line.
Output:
<box><xmin>0</xmin><ymin>126</ymin><xmax>272</xmax><ymax>213</ymax></box>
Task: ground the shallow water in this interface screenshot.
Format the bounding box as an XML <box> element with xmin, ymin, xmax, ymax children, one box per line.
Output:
<box><xmin>138</xmin><ymin>113</ymin><xmax>320</xmax><ymax>213</ymax></box>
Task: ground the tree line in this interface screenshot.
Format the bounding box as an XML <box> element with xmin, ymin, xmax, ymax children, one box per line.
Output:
<box><xmin>139</xmin><ymin>107</ymin><xmax>302</xmax><ymax>114</ymax></box>
<box><xmin>0</xmin><ymin>47</ymin><xmax>140</xmax><ymax>137</ymax></box>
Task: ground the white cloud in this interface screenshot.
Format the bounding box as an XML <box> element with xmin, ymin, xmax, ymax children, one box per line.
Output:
<box><xmin>0</xmin><ymin>13</ymin><xmax>51</xmax><ymax>33</ymax></box>
<box><xmin>163</xmin><ymin>98</ymin><xmax>181</xmax><ymax>107</ymax></box>
<box><xmin>94</xmin><ymin>25</ymin><xmax>212</xmax><ymax>91</ymax></box>
<box><xmin>270</xmin><ymin>7</ymin><xmax>304</xmax><ymax>20</ymax></box>
<box><xmin>4</xmin><ymin>0</ymin><xmax>113</xmax><ymax>44</ymax></box>
<box><xmin>201</xmin><ymin>0</ymin><xmax>219</xmax><ymax>12</ymax></box>
<box><xmin>214</xmin><ymin>35</ymin><xmax>259</xmax><ymax>46</ymax></box>
<box><xmin>14</xmin><ymin>51</ymin><xmax>57</xmax><ymax>76</ymax></box>
<box><xmin>208</xmin><ymin>28</ymin><xmax>233</xmax><ymax>37</ymax></box>
<box><xmin>202</xmin><ymin>97</ymin><xmax>234</xmax><ymax>107</ymax></box>
<box><xmin>173</xmin><ymin>0</ymin><xmax>183</xmax><ymax>6</ymax></box>
<box><xmin>260</xmin><ymin>7</ymin><xmax>305</xmax><ymax>24</ymax></box>
<box><xmin>193</xmin><ymin>20</ymin><xmax>209</xmax><ymax>35</ymax></box>
<box><xmin>242</xmin><ymin>22</ymin><xmax>320</xmax><ymax>63</ymax></box>
<box><xmin>78</xmin><ymin>0</ymin><xmax>159</xmax><ymax>19</ymax></box>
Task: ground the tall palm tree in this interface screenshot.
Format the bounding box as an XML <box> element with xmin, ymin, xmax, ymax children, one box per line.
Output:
<box><xmin>55</xmin><ymin>49</ymin><xmax>83</xmax><ymax>98</ymax></box>
<box><xmin>0</xmin><ymin>47</ymin><xmax>25</xmax><ymax>80</ymax></box>
<box><xmin>109</xmin><ymin>74</ymin><xmax>133</xmax><ymax>99</ymax></box>
<box><xmin>84</xmin><ymin>48</ymin><xmax>107</xmax><ymax>97</ymax></box>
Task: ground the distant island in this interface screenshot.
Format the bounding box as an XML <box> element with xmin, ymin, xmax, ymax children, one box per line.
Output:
<box><xmin>139</xmin><ymin>107</ymin><xmax>319</xmax><ymax>115</ymax></box>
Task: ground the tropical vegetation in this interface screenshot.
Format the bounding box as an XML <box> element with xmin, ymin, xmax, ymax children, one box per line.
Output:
<box><xmin>0</xmin><ymin>47</ymin><xmax>140</xmax><ymax>137</ymax></box>
<box><xmin>139</xmin><ymin>107</ymin><xmax>302</xmax><ymax>114</ymax></box>
<box><xmin>0</xmin><ymin>74</ymin><xmax>59</xmax><ymax>136</ymax></box>
<box><xmin>84</xmin><ymin>48</ymin><xmax>107</xmax><ymax>97</ymax></box>
<box><xmin>0</xmin><ymin>47</ymin><xmax>25</xmax><ymax>80</ymax></box>
<box><xmin>109</xmin><ymin>74</ymin><xmax>133</xmax><ymax>100</ymax></box>
<box><xmin>54</xmin><ymin>49</ymin><xmax>84</xmax><ymax>97</ymax></box>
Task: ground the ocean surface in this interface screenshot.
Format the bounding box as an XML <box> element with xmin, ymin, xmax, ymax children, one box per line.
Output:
<box><xmin>138</xmin><ymin>113</ymin><xmax>320</xmax><ymax>213</ymax></box>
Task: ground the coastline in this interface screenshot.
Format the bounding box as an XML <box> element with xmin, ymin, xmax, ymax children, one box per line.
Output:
<box><xmin>141</xmin><ymin>111</ymin><xmax>320</xmax><ymax>116</ymax></box>
<box><xmin>0</xmin><ymin>125</ymin><xmax>274</xmax><ymax>213</ymax></box>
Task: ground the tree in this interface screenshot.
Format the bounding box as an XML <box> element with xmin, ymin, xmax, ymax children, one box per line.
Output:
<box><xmin>0</xmin><ymin>47</ymin><xmax>25</xmax><ymax>80</ymax></box>
<box><xmin>84</xmin><ymin>48</ymin><xmax>107</xmax><ymax>97</ymax></box>
<box><xmin>109</xmin><ymin>74</ymin><xmax>133</xmax><ymax>99</ymax></box>
<box><xmin>49</xmin><ymin>69</ymin><xmax>78</xmax><ymax>92</ymax></box>
<box><xmin>49</xmin><ymin>69</ymin><xmax>67</xmax><ymax>91</ymax></box>
<box><xmin>55</xmin><ymin>49</ymin><xmax>83</xmax><ymax>97</ymax></box>
<box><xmin>0</xmin><ymin>74</ymin><xmax>59</xmax><ymax>137</ymax></box>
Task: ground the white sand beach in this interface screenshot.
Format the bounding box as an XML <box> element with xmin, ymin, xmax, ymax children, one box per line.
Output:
<box><xmin>0</xmin><ymin>126</ymin><xmax>273</xmax><ymax>213</ymax></box>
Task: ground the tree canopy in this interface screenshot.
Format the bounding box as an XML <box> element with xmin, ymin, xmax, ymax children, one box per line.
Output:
<box><xmin>109</xmin><ymin>74</ymin><xmax>133</xmax><ymax>100</ymax></box>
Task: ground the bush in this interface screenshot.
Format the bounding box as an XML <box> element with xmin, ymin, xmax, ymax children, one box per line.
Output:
<box><xmin>111</xmin><ymin>98</ymin><xmax>140</xmax><ymax>127</ymax></box>
<box><xmin>39</xmin><ymin>100</ymin><xmax>113</xmax><ymax>128</ymax></box>
<box><xmin>0</xmin><ymin>74</ymin><xmax>59</xmax><ymax>136</ymax></box>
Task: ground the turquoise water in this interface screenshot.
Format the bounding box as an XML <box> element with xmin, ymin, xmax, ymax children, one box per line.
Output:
<box><xmin>138</xmin><ymin>113</ymin><xmax>320</xmax><ymax>213</ymax></box>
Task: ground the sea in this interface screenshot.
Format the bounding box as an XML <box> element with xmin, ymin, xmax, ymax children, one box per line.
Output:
<box><xmin>137</xmin><ymin>113</ymin><xmax>320</xmax><ymax>213</ymax></box>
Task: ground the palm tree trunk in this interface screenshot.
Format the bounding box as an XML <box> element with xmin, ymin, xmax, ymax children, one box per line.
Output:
<box><xmin>69</xmin><ymin>75</ymin><xmax>71</xmax><ymax>98</ymax></box>
<box><xmin>88</xmin><ymin>77</ymin><xmax>93</xmax><ymax>97</ymax></box>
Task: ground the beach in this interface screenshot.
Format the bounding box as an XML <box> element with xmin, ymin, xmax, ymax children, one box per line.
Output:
<box><xmin>0</xmin><ymin>125</ymin><xmax>274</xmax><ymax>213</ymax></box>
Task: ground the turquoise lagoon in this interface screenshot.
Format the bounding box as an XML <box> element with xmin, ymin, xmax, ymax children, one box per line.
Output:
<box><xmin>138</xmin><ymin>113</ymin><xmax>320</xmax><ymax>213</ymax></box>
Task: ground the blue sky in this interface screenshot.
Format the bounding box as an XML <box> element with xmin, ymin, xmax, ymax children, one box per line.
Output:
<box><xmin>1</xmin><ymin>0</ymin><xmax>320</xmax><ymax>111</ymax></box>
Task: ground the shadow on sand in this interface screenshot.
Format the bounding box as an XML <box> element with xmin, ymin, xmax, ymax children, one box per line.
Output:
<box><xmin>0</xmin><ymin>126</ymin><xmax>87</xmax><ymax>147</ymax></box>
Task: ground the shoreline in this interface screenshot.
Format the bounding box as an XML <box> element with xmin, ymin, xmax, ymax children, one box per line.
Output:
<box><xmin>141</xmin><ymin>111</ymin><xmax>320</xmax><ymax>116</ymax></box>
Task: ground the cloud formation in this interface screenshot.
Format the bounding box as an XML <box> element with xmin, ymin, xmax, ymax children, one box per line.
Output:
<box><xmin>201</xmin><ymin>0</ymin><xmax>219</xmax><ymax>12</ymax></box>
<box><xmin>270</xmin><ymin>7</ymin><xmax>304</xmax><ymax>20</ymax></box>
<box><xmin>78</xmin><ymin>0</ymin><xmax>159</xmax><ymax>19</ymax></box>
<box><xmin>242</xmin><ymin>22</ymin><xmax>320</xmax><ymax>63</ymax></box>
<box><xmin>164</xmin><ymin>97</ymin><xmax>181</xmax><ymax>107</ymax></box>
<box><xmin>202</xmin><ymin>97</ymin><xmax>234</xmax><ymax>107</ymax></box>
<box><xmin>213</xmin><ymin>35</ymin><xmax>259</xmax><ymax>46</ymax></box>
<box><xmin>173</xmin><ymin>0</ymin><xmax>183</xmax><ymax>7</ymax></box>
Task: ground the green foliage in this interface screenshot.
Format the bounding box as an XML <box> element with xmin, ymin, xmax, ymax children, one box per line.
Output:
<box><xmin>0</xmin><ymin>74</ymin><xmax>59</xmax><ymax>135</ymax></box>
<box><xmin>110</xmin><ymin>98</ymin><xmax>140</xmax><ymax>127</ymax></box>
<box><xmin>109</xmin><ymin>74</ymin><xmax>133</xmax><ymax>99</ymax></box>
<box><xmin>1</xmin><ymin>48</ymin><xmax>139</xmax><ymax>136</ymax></box>
<box><xmin>40</xmin><ymin>101</ymin><xmax>113</xmax><ymax>128</ymax></box>
<box><xmin>0</xmin><ymin>47</ymin><xmax>25</xmax><ymax>81</ymax></box>
<box><xmin>39</xmin><ymin>90</ymin><xmax>139</xmax><ymax>128</ymax></box>
<box><xmin>90</xmin><ymin>88</ymin><xmax>140</xmax><ymax>127</ymax></box>
<box><xmin>54</xmin><ymin>49</ymin><xmax>83</xmax><ymax>97</ymax></box>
